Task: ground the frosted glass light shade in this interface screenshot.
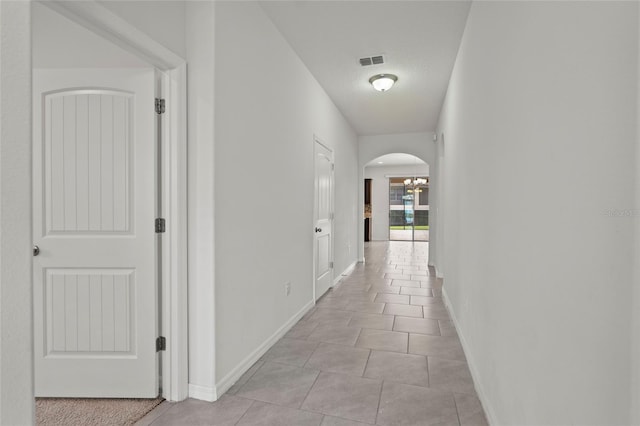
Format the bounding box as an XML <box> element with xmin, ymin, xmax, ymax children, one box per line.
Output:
<box><xmin>369</xmin><ymin>74</ymin><xmax>398</xmax><ymax>92</ymax></box>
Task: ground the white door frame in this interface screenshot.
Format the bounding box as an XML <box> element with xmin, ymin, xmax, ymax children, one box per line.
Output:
<box><xmin>312</xmin><ymin>135</ymin><xmax>335</xmax><ymax>302</ymax></box>
<box><xmin>38</xmin><ymin>0</ymin><xmax>188</xmax><ymax>401</ymax></box>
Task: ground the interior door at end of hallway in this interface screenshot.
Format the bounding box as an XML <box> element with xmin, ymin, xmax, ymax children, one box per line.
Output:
<box><xmin>32</xmin><ymin>68</ymin><xmax>159</xmax><ymax>397</ymax></box>
<box><xmin>314</xmin><ymin>140</ymin><xmax>334</xmax><ymax>300</ymax></box>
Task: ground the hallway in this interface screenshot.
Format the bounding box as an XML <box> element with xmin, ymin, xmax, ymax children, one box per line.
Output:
<box><xmin>138</xmin><ymin>242</ymin><xmax>487</xmax><ymax>425</ymax></box>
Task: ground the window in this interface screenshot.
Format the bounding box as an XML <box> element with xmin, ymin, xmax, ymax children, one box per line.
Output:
<box><xmin>418</xmin><ymin>187</ymin><xmax>429</xmax><ymax>206</ymax></box>
<box><xmin>389</xmin><ymin>185</ymin><xmax>405</xmax><ymax>205</ymax></box>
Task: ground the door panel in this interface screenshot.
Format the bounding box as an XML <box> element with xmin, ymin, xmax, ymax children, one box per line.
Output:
<box><xmin>33</xmin><ymin>69</ymin><xmax>157</xmax><ymax>397</ymax></box>
<box><xmin>314</xmin><ymin>140</ymin><xmax>334</xmax><ymax>300</ymax></box>
<box><xmin>45</xmin><ymin>269</ymin><xmax>134</xmax><ymax>354</ymax></box>
<box><xmin>316</xmin><ymin>234</ymin><xmax>330</xmax><ymax>276</ymax></box>
<box><xmin>45</xmin><ymin>91</ymin><xmax>132</xmax><ymax>234</ymax></box>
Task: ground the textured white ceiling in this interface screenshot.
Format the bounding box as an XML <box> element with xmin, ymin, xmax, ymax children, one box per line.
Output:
<box><xmin>261</xmin><ymin>1</ymin><xmax>471</xmax><ymax>136</ymax></box>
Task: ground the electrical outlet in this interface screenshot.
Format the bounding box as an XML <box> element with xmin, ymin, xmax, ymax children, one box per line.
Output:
<box><xmin>285</xmin><ymin>282</ymin><xmax>291</xmax><ymax>296</ymax></box>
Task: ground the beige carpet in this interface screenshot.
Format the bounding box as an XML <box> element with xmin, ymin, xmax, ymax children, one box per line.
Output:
<box><xmin>36</xmin><ymin>397</ymin><xmax>164</xmax><ymax>426</ymax></box>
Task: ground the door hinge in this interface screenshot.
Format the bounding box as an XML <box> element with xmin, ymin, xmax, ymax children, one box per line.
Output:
<box><xmin>155</xmin><ymin>98</ymin><xmax>166</xmax><ymax>114</ymax></box>
<box><xmin>156</xmin><ymin>336</ymin><xmax>166</xmax><ymax>352</ymax></box>
<box><xmin>329</xmin><ymin>261</ymin><xmax>334</xmax><ymax>269</ymax></box>
<box><xmin>155</xmin><ymin>218</ymin><xmax>166</xmax><ymax>233</ymax></box>
<box><xmin>331</xmin><ymin>164</ymin><xmax>335</xmax><ymax>171</ymax></box>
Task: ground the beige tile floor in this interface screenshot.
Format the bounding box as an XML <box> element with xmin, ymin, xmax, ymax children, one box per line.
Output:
<box><xmin>137</xmin><ymin>241</ymin><xmax>488</xmax><ymax>426</ymax></box>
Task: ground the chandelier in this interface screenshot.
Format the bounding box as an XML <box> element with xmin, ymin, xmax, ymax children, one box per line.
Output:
<box><xmin>404</xmin><ymin>177</ymin><xmax>427</xmax><ymax>194</ymax></box>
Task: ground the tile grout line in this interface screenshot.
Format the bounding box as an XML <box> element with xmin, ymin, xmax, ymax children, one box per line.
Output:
<box><xmin>301</xmin><ymin>341</ymin><xmax>321</xmax><ymax>370</ymax></box>
<box><xmin>376</xmin><ymin>252</ymin><xmax>392</xmax><ymax>425</ymax></box>
<box><xmin>452</xmin><ymin>391</ymin><xmax>463</xmax><ymax>426</ymax></box>
<box><xmin>144</xmin><ymin>401</ymin><xmax>171</xmax><ymax>426</ymax></box>
<box><xmin>235</xmin><ymin>360</ymin><xmax>266</xmax><ymax>394</ymax></box>
<box><xmin>353</xmin><ymin>323</ymin><xmax>365</xmax><ymax>348</ymax></box>
<box><xmin>232</xmin><ymin>399</ymin><xmax>256</xmax><ymax>426</ymax></box>
<box><xmin>426</xmin><ymin>355</ymin><xmax>431</xmax><ymax>388</ymax></box>
<box><xmin>298</xmin><ymin>365</ymin><xmax>323</xmax><ymax>410</ymax></box>
<box><xmin>361</xmin><ymin>348</ymin><xmax>373</xmax><ymax>378</ymax></box>
<box><xmin>374</xmin><ymin>379</ymin><xmax>384</xmax><ymax>425</ymax></box>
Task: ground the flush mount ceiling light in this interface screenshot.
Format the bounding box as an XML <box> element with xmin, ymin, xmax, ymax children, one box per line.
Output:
<box><xmin>369</xmin><ymin>74</ymin><xmax>398</xmax><ymax>92</ymax></box>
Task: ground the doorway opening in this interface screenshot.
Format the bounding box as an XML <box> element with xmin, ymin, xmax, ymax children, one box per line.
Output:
<box><xmin>363</xmin><ymin>153</ymin><xmax>429</xmax><ymax>243</ymax></box>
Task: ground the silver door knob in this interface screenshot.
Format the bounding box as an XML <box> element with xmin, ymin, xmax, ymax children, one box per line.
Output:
<box><xmin>33</xmin><ymin>245</ymin><xmax>40</xmax><ymax>256</ymax></box>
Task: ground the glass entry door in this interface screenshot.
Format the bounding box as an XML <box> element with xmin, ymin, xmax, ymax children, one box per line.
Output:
<box><xmin>389</xmin><ymin>177</ymin><xmax>429</xmax><ymax>241</ymax></box>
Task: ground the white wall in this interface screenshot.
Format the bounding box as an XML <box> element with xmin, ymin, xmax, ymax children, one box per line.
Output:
<box><xmin>0</xmin><ymin>1</ymin><xmax>33</xmax><ymax>424</ymax></box>
<box><xmin>97</xmin><ymin>1</ymin><xmax>186</xmax><ymax>59</ymax></box>
<box><xmin>364</xmin><ymin>164</ymin><xmax>429</xmax><ymax>241</ymax></box>
<box><xmin>213</xmin><ymin>1</ymin><xmax>358</xmax><ymax>392</ymax></box>
<box><xmin>32</xmin><ymin>3</ymin><xmax>149</xmax><ymax>69</ymax></box>
<box><xmin>633</xmin><ymin>5</ymin><xmax>640</xmax><ymax>422</ymax></box>
<box><xmin>437</xmin><ymin>2</ymin><xmax>637</xmax><ymax>424</ymax></box>
<box><xmin>430</xmin><ymin>136</ymin><xmax>444</xmax><ymax>277</ymax></box>
<box><xmin>185</xmin><ymin>2</ymin><xmax>217</xmax><ymax>401</ymax></box>
<box><xmin>357</xmin><ymin>132</ymin><xmax>436</xmax><ymax>262</ymax></box>
<box><xmin>359</xmin><ymin>132</ymin><xmax>435</xmax><ymax>167</ymax></box>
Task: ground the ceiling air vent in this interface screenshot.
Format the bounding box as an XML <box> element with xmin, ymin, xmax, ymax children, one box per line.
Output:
<box><xmin>359</xmin><ymin>55</ymin><xmax>385</xmax><ymax>66</ymax></box>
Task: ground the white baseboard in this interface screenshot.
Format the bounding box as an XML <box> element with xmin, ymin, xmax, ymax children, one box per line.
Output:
<box><xmin>441</xmin><ymin>289</ymin><xmax>497</xmax><ymax>425</ymax></box>
<box><xmin>333</xmin><ymin>260</ymin><xmax>357</xmax><ymax>286</ymax></box>
<box><xmin>427</xmin><ymin>262</ymin><xmax>443</xmax><ymax>278</ymax></box>
<box><xmin>188</xmin><ymin>383</ymin><xmax>217</xmax><ymax>402</ymax></box>
<box><xmin>214</xmin><ymin>300</ymin><xmax>315</xmax><ymax>397</ymax></box>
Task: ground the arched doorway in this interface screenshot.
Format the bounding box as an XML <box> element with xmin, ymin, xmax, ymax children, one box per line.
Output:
<box><xmin>364</xmin><ymin>153</ymin><xmax>429</xmax><ymax>242</ymax></box>
<box><xmin>356</xmin><ymin>132</ymin><xmax>437</xmax><ymax>266</ymax></box>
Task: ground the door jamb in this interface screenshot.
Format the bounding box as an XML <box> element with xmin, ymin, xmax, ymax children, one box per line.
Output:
<box><xmin>39</xmin><ymin>0</ymin><xmax>189</xmax><ymax>401</ymax></box>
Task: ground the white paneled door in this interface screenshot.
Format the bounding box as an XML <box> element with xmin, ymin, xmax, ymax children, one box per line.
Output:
<box><xmin>314</xmin><ymin>140</ymin><xmax>334</xmax><ymax>300</ymax></box>
<box><xmin>33</xmin><ymin>69</ymin><xmax>158</xmax><ymax>397</ymax></box>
